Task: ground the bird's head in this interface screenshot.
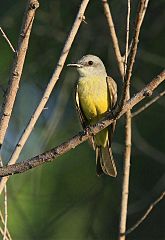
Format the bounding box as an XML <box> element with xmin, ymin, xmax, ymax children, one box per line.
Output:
<box><xmin>67</xmin><ymin>55</ymin><xmax>107</xmax><ymax>77</ymax></box>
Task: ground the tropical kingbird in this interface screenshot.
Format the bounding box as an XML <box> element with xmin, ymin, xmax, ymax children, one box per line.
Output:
<box><xmin>67</xmin><ymin>55</ymin><xmax>117</xmax><ymax>177</ymax></box>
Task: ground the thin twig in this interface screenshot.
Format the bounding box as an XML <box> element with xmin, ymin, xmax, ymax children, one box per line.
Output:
<box><xmin>125</xmin><ymin>191</ymin><xmax>165</xmax><ymax>235</ymax></box>
<box><xmin>3</xmin><ymin>186</ymin><xmax>7</xmax><ymax>240</ymax></box>
<box><xmin>0</xmin><ymin>228</ymin><xmax>10</xmax><ymax>240</ymax></box>
<box><xmin>123</xmin><ymin>39</ymin><xmax>133</xmax><ymax>61</ymax></box>
<box><xmin>119</xmin><ymin>1</ymin><xmax>150</xmax><ymax>239</ymax></box>
<box><xmin>0</xmin><ymin>0</ymin><xmax>90</xmax><ymax>194</ymax></box>
<box><xmin>0</xmin><ymin>27</ymin><xmax>16</xmax><ymax>53</ymax></box>
<box><xmin>120</xmin><ymin>0</ymin><xmax>149</xmax><ymax>111</ymax></box>
<box><xmin>124</xmin><ymin>0</ymin><xmax>131</xmax><ymax>75</ymax></box>
<box><xmin>118</xmin><ymin>1</ymin><xmax>131</xmax><ymax>239</ymax></box>
<box><xmin>125</xmin><ymin>0</ymin><xmax>149</xmax><ymax>64</ymax></box>
<box><xmin>0</xmin><ymin>211</ymin><xmax>12</xmax><ymax>240</ymax></box>
<box><xmin>0</xmin><ymin>0</ymin><xmax>39</xmax><ymax>149</ymax></box>
<box><xmin>0</xmin><ymin>70</ymin><xmax>164</xmax><ymax>177</ymax></box>
<box><xmin>132</xmin><ymin>89</ymin><xmax>165</xmax><ymax>117</ymax></box>
<box><xmin>126</xmin><ymin>0</ymin><xmax>148</xmax><ymax>84</ymax></box>
<box><xmin>140</xmin><ymin>0</ymin><xmax>149</xmax><ymax>27</ymax></box>
<box><xmin>102</xmin><ymin>0</ymin><xmax>124</xmax><ymax>78</ymax></box>
<box><xmin>0</xmin><ymin>158</ymin><xmax>8</xmax><ymax>240</ymax></box>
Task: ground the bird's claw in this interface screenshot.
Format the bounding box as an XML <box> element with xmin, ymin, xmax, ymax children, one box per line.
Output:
<box><xmin>107</xmin><ymin>109</ymin><xmax>116</xmax><ymax>119</ymax></box>
<box><xmin>79</xmin><ymin>126</ymin><xmax>92</xmax><ymax>140</ymax></box>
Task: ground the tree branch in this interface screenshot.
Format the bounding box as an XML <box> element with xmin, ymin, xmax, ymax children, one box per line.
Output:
<box><xmin>102</xmin><ymin>0</ymin><xmax>124</xmax><ymax>78</ymax></box>
<box><xmin>0</xmin><ymin>228</ymin><xmax>10</xmax><ymax>240</ymax></box>
<box><xmin>0</xmin><ymin>27</ymin><xmax>16</xmax><ymax>53</ymax></box>
<box><xmin>0</xmin><ymin>0</ymin><xmax>90</xmax><ymax>194</ymax></box>
<box><xmin>124</xmin><ymin>0</ymin><xmax>149</xmax><ymax>68</ymax></box>
<box><xmin>0</xmin><ymin>70</ymin><xmax>164</xmax><ymax>177</ymax></box>
<box><xmin>139</xmin><ymin>0</ymin><xmax>150</xmax><ymax>27</ymax></box>
<box><xmin>3</xmin><ymin>185</ymin><xmax>8</xmax><ymax>240</ymax></box>
<box><xmin>118</xmin><ymin>1</ymin><xmax>131</xmax><ymax>239</ymax></box>
<box><xmin>132</xmin><ymin>89</ymin><xmax>165</xmax><ymax>117</ymax></box>
<box><xmin>0</xmin><ymin>211</ymin><xmax>12</xmax><ymax>240</ymax></box>
<box><xmin>125</xmin><ymin>191</ymin><xmax>165</xmax><ymax>235</ymax></box>
<box><xmin>0</xmin><ymin>0</ymin><xmax>39</xmax><ymax>149</ymax></box>
<box><xmin>120</xmin><ymin>0</ymin><xmax>149</xmax><ymax>111</ymax></box>
<box><xmin>119</xmin><ymin>1</ymin><xmax>150</xmax><ymax>239</ymax></box>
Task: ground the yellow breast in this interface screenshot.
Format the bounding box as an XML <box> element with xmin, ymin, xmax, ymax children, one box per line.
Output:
<box><xmin>78</xmin><ymin>76</ymin><xmax>109</xmax><ymax>122</ymax></box>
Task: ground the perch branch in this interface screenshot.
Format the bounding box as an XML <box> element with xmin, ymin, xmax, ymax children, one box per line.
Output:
<box><xmin>0</xmin><ymin>27</ymin><xmax>16</xmax><ymax>53</ymax></box>
<box><xmin>0</xmin><ymin>0</ymin><xmax>90</xmax><ymax>194</ymax></box>
<box><xmin>125</xmin><ymin>191</ymin><xmax>165</xmax><ymax>235</ymax></box>
<box><xmin>0</xmin><ymin>0</ymin><xmax>39</xmax><ymax>149</ymax></box>
<box><xmin>0</xmin><ymin>70</ymin><xmax>164</xmax><ymax>177</ymax></box>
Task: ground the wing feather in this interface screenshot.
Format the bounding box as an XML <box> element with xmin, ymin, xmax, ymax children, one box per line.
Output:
<box><xmin>106</xmin><ymin>76</ymin><xmax>117</xmax><ymax>109</ymax></box>
<box><xmin>75</xmin><ymin>85</ymin><xmax>87</xmax><ymax>129</ymax></box>
<box><xmin>75</xmin><ymin>84</ymin><xmax>95</xmax><ymax>149</ymax></box>
<box><xmin>106</xmin><ymin>76</ymin><xmax>117</xmax><ymax>146</ymax></box>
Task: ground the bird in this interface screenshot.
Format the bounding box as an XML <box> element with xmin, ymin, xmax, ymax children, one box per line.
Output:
<box><xmin>67</xmin><ymin>55</ymin><xmax>117</xmax><ymax>177</ymax></box>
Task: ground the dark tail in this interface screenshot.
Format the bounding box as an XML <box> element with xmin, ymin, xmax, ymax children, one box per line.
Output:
<box><xmin>96</xmin><ymin>145</ymin><xmax>117</xmax><ymax>177</ymax></box>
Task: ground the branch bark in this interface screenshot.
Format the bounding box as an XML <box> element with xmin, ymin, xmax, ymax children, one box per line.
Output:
<box><xmin>125</xmin><ymin>191</ymin><xmax>165</xmax><ymax>235</ymax></box>
<box><xmin>119</xmin><ymin>1</ymin><xmax>150</xmax><ymax>239</ymax></box>
<box><xmin>0</xmin><ymin>70</ymin><xmax>164</xmax><ymax>177</ymax></box>
<box><xmin>0</xmin><ymin>0</ymin><xmax>39</xmax><ymax>149</ymax></box>
<box><xmin>132</xmin><ymin>89</ymin><xmax>165</xmax><ymax>117</ymax></box>
<box><xmin>0</xmin><ymin>211</ymin><xmax>12</xmax><ymax>240</ymax></box>
<box><xmin>0</xmin><ymin>0</ymin><xmax>90</xmax><ymax>194</ymax></box>
<box><xmin>120</xmin><ymin>0</ymin><xmax>149</xmax><ymax>110</ymax></box>
<box><xmin>3</xmin><ymin>185</ymin><xmax>7</xmax><ymax>240</ymax></box>
<box><xmin>102</xmin><ymin>0</ymin><xmax>124</xmax><ymax>78</ymax></box>
<box><xmin>0</xmin><ymin>27</ymin><xmax>16</xmax><ymax>53</ymax></box>
<box><xmin>118</xmin><ymin>1</ymin><xmax>131</xmax><ymax>239</ymax></box>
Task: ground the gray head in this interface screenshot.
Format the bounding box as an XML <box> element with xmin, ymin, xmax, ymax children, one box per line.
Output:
<box><xmin>67</xmin><ymin>55</ymin><xmax>107</xmax><ymax>77</ymax></box>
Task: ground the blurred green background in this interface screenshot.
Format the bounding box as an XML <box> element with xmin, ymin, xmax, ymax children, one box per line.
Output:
<box><xmin>0</xmin><ymin>0</ymin><xmax>165</xmax><ymax>239</ymax></box>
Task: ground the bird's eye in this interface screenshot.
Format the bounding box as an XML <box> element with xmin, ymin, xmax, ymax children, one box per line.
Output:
<box><xmin>88</xmin><ymin>60</ymin><xmax>93</xmax><ymax>66</ymax></box>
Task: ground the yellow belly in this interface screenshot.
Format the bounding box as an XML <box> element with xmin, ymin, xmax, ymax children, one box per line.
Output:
<box><xmin>78</xmin><ymin>76</ymin><xmax>109</xmax><ymax>120</ymax></box>
<box><xmin>78</xmin><ymin>76</ymin><xmax>109</xmax><ymax>147</ymax></box>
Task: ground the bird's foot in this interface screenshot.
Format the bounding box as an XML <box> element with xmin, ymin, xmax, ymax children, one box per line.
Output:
<box><xmin>79</xmin><ymin>126</ymin><xmax>92</xmax><ymax>141</ymax></box>
<box><xmin>107</xmin><ymin>109</ymin><xmax>116</xmax><ymax>119</ymax></box>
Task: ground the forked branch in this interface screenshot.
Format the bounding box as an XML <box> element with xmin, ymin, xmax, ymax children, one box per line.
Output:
<box><xmin>0</xmin><ymin>0</ymin><xmax>39</xmax><ymax>149</ymax></box>
<box><xmin>0</xmin><ymin>0</ymin><xmax>90</xmax><ymax>194</ymax></box>
<box><xmin>119</xmin><ymin>1</ymin><xmax>150</xmax><ymax>239</ymax></box>
<box><xmin>0</xmin><ymin>70</ymin><xmax>164</xmax><ymax>177</ymax></box>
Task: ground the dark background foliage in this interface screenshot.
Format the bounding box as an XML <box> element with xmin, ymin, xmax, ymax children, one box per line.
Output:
<box><xmin>0</xmin><ymin>0</ymin><xmax>165</xmax><ymax>239</ymax></box>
